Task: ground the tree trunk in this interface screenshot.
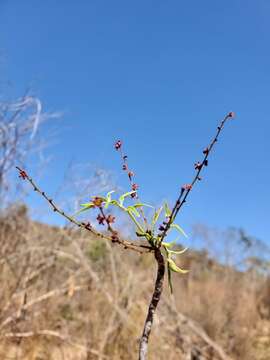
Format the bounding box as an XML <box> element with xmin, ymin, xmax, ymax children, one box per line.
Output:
<box><xmin>139</xmin><ymin>248</ymin><xmax>165</xmax><ymax>360</ymax></box>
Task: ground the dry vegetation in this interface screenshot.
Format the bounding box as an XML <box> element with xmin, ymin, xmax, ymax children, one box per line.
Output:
<box><xmin>0</xmin><ymin>206</ymin><xmax>269</xmax><ymax>360</ymax></box>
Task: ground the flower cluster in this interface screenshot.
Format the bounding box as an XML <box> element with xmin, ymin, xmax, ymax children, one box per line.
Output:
<box><xmin>114</xmin><ymin>139</ymin><xmax>139</xmax><ymax>199</ymax></box>
<box><xmin>92</xmin><ymin>197</ymin><xmax>104</xmax><ymax>208</ymax></box>
<box><xmin>182</xmin><ymin>184</ymin><xmax>192</xmax><ymax>191</ymax></box>
<box><xmin>16</xmin><ymin>167</ymin><xmax>28</xmax><ymax>180</ymax></box>
<box><xmin>97</xmin><ymin>214</ymin><xmax>115</xmax><ymax>225</ymax></box>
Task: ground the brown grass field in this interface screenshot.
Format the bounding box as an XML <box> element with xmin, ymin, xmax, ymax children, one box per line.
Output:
<box><xmin>0</xmin><ymin>205</ymin><xmax>270</xmax><ymax>360</ymax></box>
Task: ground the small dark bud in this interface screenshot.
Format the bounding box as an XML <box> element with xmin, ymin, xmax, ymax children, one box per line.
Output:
<box><xmin>194</xmin><ymin>162</ymin><xmax>202</xmax><ymax>170</ymax></box>
<box><xmin>96</xmin><ymin>214</ymin><xmax>105</xmax><ymax>225</ymax></box>
<box><xmin>203</xmin><ymin>147</ymin><xmax>209</xmax><ymax>155</ymax></box>
<box><xmin>111</xmin><ymin>231</ymin><xmax>118</xmax><ymax>242</ymax></box>
<box><xmin>227</xmin><ymin>111</ymin><xmax>235</xmax><ymax>118</ymax></box>
<box><xmin>183</xmin><ymin>184</ymin><xmax>192</xmax><ymax>190</ymax></box>
<box><xmin>114</xmin><ymin>140</ymin><xmax>122</xmax><ymax>150</ymax></box>
<box><xmin>204</xmin><ymin>160</ymin><xmax>208</xmax><ymax>166</ymax></box>
<box><xmin>128</xmin><ymin>171</ymin><xmax>134</xmax><ymax>179</ymax></box>
<box><xmin>122</xmin><ymin>164</ymin><xmax>127</xmax><ymax>170</ymax></box>
<box><xmin>159</xmin><ymin>225</ymin><xmax>165</xmax><ymax>231</ymax></box>
<box><xmin>106</xmin><ymin>214</ymin><xmax>116</xmax><ymax>224</ymax></box>
<box><xmin>132</xmin><ymin>183</ymin><xmax>139</xmax><ymax>191</ymax></box>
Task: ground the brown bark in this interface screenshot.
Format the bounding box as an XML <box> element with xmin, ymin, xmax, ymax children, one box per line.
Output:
<box><xmin>139</xmin><ymin>248</ymin><xmax>165</xmax><ymax>360</ymax></box>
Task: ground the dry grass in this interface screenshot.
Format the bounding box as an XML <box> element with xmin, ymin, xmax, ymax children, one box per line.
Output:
<box><xmin>0</xmin><ymin>206</ymin><xmax>269</xmax><ymax>360</ymax></box>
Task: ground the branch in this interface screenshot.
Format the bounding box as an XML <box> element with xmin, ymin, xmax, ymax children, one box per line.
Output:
<box><xmin>15</xmin><ymin>167</ymin><xmax>153</xmax><ymax>254</ymax></box>
<box><xmin>139</xmin><ymin>248</ymin><xmax>165</xmax><ymax>360</ymax></box>
<box><xmin>159</xmin><ymin>112</ymin><xmax>235</xmax><ymax>244</ymax></box>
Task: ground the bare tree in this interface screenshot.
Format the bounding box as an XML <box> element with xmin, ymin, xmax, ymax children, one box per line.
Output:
<box><xmin>0</xmin><ymin>93</ymin><xmax>59</xmax><ymax>208</ymax></box>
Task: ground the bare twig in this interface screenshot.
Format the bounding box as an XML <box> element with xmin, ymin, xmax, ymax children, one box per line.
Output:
<box><xmin>138</xmin><ymin>112</ymin><xmax>234</xmax><ymax>359</ymax></box>
<box><xmin>158</xmin><ymin>112</ymin><xmax>234</xmax><ymax>245</ymax></box>
<box><xmin>15</xmin><ymin>166</ymin><xmax>153</xmax><ymax>254</ymax></box>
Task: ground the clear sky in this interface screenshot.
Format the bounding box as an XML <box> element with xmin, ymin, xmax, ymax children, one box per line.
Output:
<box><xmin>0</xmin><ymin>1</ymin><xmax>269</xmax><ymax>244</ymax></box>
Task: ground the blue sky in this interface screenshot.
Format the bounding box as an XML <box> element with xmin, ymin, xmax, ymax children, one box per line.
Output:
<box><xmin>0</xmin><ymin>1</ymin><xmax>269</xmax><ymax>244</ymax></box>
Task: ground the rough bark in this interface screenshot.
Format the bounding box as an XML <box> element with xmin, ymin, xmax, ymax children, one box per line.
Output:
<box><xmin>139</xmin><ymin>248</ymin><xmax>165</xmax><ymax>360</ymax></box>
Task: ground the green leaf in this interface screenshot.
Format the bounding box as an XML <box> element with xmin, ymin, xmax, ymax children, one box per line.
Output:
<box><xmin>164</xmin><ymin>202</ymin><xmax>172</xmax><ymax>217</ymax></box>
<box><xmin>104</xmin><ymin>190</ymin><xmax>115</xmax><ymax>209</ymax></box>
<box><xmin>169</xmin><ymin>247</ymin><xmax>188</xmax><ymax>255</ymax></box>
<box><xmin>75</xmin><ymin>202</ymin><xmax>95</xmax><ymax>215</ymax></box>
<box><xmin>163</xmin><ymin>241</ymin><xmax>176</xmax><ymax>249</ymax></box>
<box><xmin>167</xmin><ymin>258</ymin><xmax>189</xmax><ymax>274</ymax></box>
<box><xmin>136</xmin><ymin>231</ymin><xmax>146</xmax><ymax>237</ymax></box>
<box><xmin>152</xmin><ymin>206</ymin><xmax>163</xmax><ymax>226</ymax></box>
<box><xmin>119</xmin><ymin>191</ymin><xmax>136</xmax><ymax>206</ymax></box>
<box><xmin>167</xmin><ymin>264</ymin><xmax>173</xmax><ymax>294</ymax></box>
<box><xmin>170</xmin><ymin>223</ymin><xmax>188</xmax><ymax>238</ymax></box>
<box><xmin>127</xmin><ymin>206</ymin><xmax>140</xmax><ymax>218</ymax></box>
<box><xmin>133</xmin><ymin>203</ymin><xmax>154</xmax><ymax>209</ymax></box>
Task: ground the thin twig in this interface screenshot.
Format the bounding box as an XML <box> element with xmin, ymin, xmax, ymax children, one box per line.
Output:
<box><xmin>138</xmin><ymin>112</ymin><xmax>234</xmax><ymax>359</ymax></box>
<box><xmin>158</xmin><ymin>112</ymin><xmax>234</xmax><ymax>245</ymax></box>
<box><xmin>15</xmin><ymin>166</ymin><xmax>153</xmax><ymax>254</ymax></box>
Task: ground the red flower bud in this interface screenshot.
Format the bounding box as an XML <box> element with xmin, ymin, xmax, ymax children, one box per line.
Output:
<box><xmin>194</xmin><ymin>162</ymin><xmax>202</xmax><ymax>170</ymax></box>
<box><xmin>16</xmin><ymin>167</ymin><xmax>28</xmax><ymax>180</ymax></box>
<box><xmin>111</xmin><ymin>231</ymin><xmax>119</xmax><ymax>242</ymax></box>
<box><xmin>132</xmin><ymin>183</ymin><xmax>139</xmax><ymax>191</ymax></box>
<box><xmin>182</xmin><ymin>184</ymin><xmax>192</xmax><ymax>191</ymax></box>
<box><xmin>114</xmin><ymin>140</ymin><xmax>122</xmax><ymax>150</ymax></box>
<box><xmin>128</xmin><ymin>171</ymin><xmax>134</xmax><ymax>179</ymax></box>
<box><xmin>227</xmin><ymin>111</ymin><xmax>235</xmax><ymax>118</ymax></box>
<box><xmin>96</xmin><ymin>214</ymin><xmax>105</xmax><ymax>225</ymax></box>
<box><xmin>107</xmin><ymin>214</ymin><xmax>116</xmax><ymax>224</ymax></box>
<box><xmin>92</xmin><ymin>197</ymin><xmax>104</xmax><ymax>208</ymax></box>
<box><xmin>203</xmin><ymin>147</ymin><xmax>209</xmax><ymax>155</ymax></box>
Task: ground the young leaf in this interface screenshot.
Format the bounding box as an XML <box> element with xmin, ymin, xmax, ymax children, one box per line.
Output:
<box><xmin>127</xmin><ymin>206</ymin><xmax>140</xmax><ymax>218</ymax></box>
<box><xmin>133</xmin><ymin>203</ymin><xmax>154</xmax><ymax>209</ymax></box>
<box><xmin>152</xmin><ymin>206</ymin><xmax>163</xmax><ymax>226</ymax></box>
<box><xmin>75</xmin><ymin>202</ymin><xmax>95</xmax><ymax>215</ymax></box>
<box><xmin>167</xmin><ymin>258</ymin><xmax>189</xmax><ymax>274</ymax></box>
<box><xmin>163</xmin><ymin>241</ymin><xmax>177</xmax><ymax>249</ymax></box>
<box><xmin>136</xmin><ymin>231</ymin><xmax>147</xmax><ymax>237</ymax></box>
<box><xmin>119</xmin><ymin>191</ymin><xmax>136</xmax><ymax>206</ymax></box>
<box><xmin>104</xmin><ymin>190</ymin><xmax>115</xmax><ymax>209</ymax></box>
<box><xmin>164</xmin><ymin>202</ymin><xmax>172</xmax><ymax>217</ymax></box>
<box><xmin>168</xmin><ymin>247</ymin><xmax>188</xmax><ymax>255</ymax></box>
<box><xmin>170</xmin><ymin>223</ymin><xmax>188</xmax><ymax>238</ymax></box>
<box><xmin>167</xmin><ymin>264</ymin><xmax>173</xmax><ymax>294</ymax></box>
